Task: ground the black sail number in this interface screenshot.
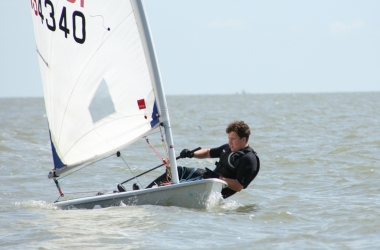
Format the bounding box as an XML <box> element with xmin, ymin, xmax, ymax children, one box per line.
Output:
<box><xmin>59</xmin><ymin>7</ymin><xmax>70</xmax><ymax>38</ymax></box>
<box><xmin>37</xmin><ymin>1</ymin><xmax>86</xmax><ymax>44</ymax></box>
<box><xmin>73</xmin><ymin>11</ymin><xmax>86</xmax><ymax>44</ymax></box>
<box><xmin>38</xmin><ymin>0</ymin><xmax>44</xmax><ymax>23</ymax></box>
<box><xmin>45</xmin><ymin>0</ymin><xmax>56</xmax><ymax>31</ymax></box>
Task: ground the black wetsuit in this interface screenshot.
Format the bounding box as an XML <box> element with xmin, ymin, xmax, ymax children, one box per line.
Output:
<box><xmin>210</xmin><ymin>144</ymin><xmax>260</xmax><ymax>198</ymax></box>
<box><xmin>147</xmin><ymin>144</ymin><xmax>260</xmax><ymax>199</ymax></box>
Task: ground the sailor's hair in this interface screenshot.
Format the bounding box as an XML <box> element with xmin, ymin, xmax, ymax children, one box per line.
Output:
<box><xmin>226</xmin><ymin>121</ymin><xmax>250</xmax><ymax>141</ymax></box>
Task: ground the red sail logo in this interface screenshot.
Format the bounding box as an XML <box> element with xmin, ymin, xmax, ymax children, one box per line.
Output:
<box><xmin>30</xmin><ymin>0</ymin><xmax>38</xmax><ymax>15</ymax></box>
<box><xmin>137</xmin><ymin>99</ymin><xmax>146</xmax><ymax>110</ymax></box>
<box><xmin>67</xmin><ymin>0</ymin><xmax>85</xmax><ymax>8</ymax></box>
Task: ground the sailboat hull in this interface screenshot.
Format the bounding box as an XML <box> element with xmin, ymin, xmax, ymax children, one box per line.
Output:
<box><xmin>54</xmin><ymin>179</ymin><xmax>227</xmax><ymax>210</ymax></box>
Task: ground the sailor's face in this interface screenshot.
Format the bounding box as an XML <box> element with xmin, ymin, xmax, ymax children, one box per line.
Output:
<box><xmin>228</xmin><ymin>131</ymin><xmax>246</xmax><ymax>152</ymax></box>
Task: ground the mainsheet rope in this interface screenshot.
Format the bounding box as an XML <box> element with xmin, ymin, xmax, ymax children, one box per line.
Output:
<box><xmin>118</xmin><ymin>154</ymin><xmax>143</xmax><ymax>188</ymax></box>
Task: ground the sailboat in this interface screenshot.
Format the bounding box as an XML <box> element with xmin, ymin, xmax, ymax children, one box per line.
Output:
<box><xmin>30</xmin><ymin>0</ymin><xmax>226</xmax><ymax>209</ymax></box>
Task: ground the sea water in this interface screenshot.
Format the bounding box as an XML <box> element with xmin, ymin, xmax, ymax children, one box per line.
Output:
<box><xmin>1</xmin><ymin>93</ymin><xmax>379</xmax><ymax>249</ymax></box>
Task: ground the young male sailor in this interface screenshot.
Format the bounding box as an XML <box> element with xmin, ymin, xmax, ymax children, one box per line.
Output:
<box><xmin>147</xmin><ymin>120</ymin><xmax>260</xmax><ymax>199</ymax></box>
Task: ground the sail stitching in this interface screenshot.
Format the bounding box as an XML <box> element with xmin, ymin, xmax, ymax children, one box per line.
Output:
<box><xmin>56</xmin><ymin>10</ymin><xmax>135</xmax><ymax>154</ymax></box>
<box><xmin>36</xmin><ymin>46</ymin><xmax>49</xmax><ymax>67</ymax></box>
<box><xmin>60</xmin><ymin>114</ymin><xmax>149</xmax><ymax>160</ymax></box>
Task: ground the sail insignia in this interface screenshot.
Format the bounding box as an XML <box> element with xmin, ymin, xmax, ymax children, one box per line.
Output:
<box><xmin>49</xmin><ymin>130</ymin><xmax>65</xmax><ymax>169</ymax></box>
<box><xmin>88</xmin><ymin>79</ymin><xmax>115</xmax><ymax>123</ymax></box>
<box><xmin>150</xmin><ymin>101</ymin><xmax>159</xmax><ymax>128</ymax></box>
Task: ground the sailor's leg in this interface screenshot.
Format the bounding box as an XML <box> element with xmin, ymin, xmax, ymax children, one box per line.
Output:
<box><xmin>178</xmin><ymin>167</ymin><xmax>206</xmax><ymax>181</ymax></box>
<box><xmin>145</xmin><ymin>172</ymin><xmax>169</xmax><ymax>188</ymax></box>
<box><xmin>145</xmin><ymin>167</ymin><xmax>184</xmax><ymax>188</ymax></box>
<box><xmin>221</xmin><ymin>188</ymin><xmax>237</xmax><ymax>199</ymax></box>
<box><xmin>146</xmin><ymin>166</ymin><xmax>207</xmax><ymax>188</ymax></box>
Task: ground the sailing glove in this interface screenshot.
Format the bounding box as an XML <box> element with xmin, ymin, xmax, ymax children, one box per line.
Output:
<box><xmin>203</xmin><ymin>168</ymin><xmax>220</xmax><ymax>179</ymax></box>
<box><xmin>180</xmin><ymin>149</ymin><xmax>194</xmax><ymax>158</ymax></box>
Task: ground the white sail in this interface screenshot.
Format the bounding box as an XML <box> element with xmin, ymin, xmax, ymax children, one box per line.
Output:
<box><xmin>30</xmin><ymin>0</ymin><xmax>178</xmax><ymax>179</ymax></box>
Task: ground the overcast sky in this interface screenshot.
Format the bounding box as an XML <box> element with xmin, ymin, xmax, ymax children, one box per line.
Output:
<box><xmin>1</xmin><ymin>0</ymin><xmax>379</xmax><ymax>97</ymax></box>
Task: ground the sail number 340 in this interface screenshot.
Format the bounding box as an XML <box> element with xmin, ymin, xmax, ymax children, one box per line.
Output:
<box><xmin>31</xmin><ymin>0</ymin><xmax>86</xmax><ymax>44</ymax></box>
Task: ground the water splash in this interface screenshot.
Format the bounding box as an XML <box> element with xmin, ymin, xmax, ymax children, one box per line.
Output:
<box><xmin>13</xmin><ymin>200</ymin><xmax>57</xmax><ymax>210</ymax></box>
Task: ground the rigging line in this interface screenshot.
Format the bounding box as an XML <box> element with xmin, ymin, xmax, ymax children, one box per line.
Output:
<box><xmin>145</xmin><ymin>137</ymin><xmax>166</xmax><ymax>165</ymax></box>
<box><xmin>179</xmin><ymin>167</ymin><xmax>202</xmax><ymax>183</ymax></box>
<box><xmin>55</xmin><ymin>194</ymin><xmax>62</xmax><ymax>202</ymax></box>
<box><xmin>159</xmin><ymin>125</ymin><xmax>168</xmax><ymax>157</ymax></box>
<box><xmin>119</xmin><ymin>155</ymin><xmax>143</xmax><ymax>188</ymax></box>
<box><xmin>56</xmin><ymin>11</ymin><xmax>134</xmax><ymax>145</ymax></box>
<box><xmin>160</xmin><ymin>128</ymin><xmax>169</xmax><ymax>165</ymax></box>
<box><xmin>159</xmin><ymin>125</ymin><xmax>171</xmax><ymax>180</ymax></box>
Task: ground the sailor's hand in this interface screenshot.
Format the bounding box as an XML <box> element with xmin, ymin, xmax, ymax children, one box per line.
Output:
<box><xmin>180</xmin><ymin>149</ymin><xmax>194</xmax><ymax>158</ymax></box>
<box><xmin>203</xmin><ymin>168</ymin><xmax>220</xmax><ymax>179</ymax></box>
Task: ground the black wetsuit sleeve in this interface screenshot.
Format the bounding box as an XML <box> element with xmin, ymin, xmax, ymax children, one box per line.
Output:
<box><xmin>235</xmin><ymin>152</ymin><xmax>258</xmax><ymax>189</ymax></box>
<box><xmin>209</xmin><ymin>144</ymin><xmax>228</xmax><ymax>158</ymax></box>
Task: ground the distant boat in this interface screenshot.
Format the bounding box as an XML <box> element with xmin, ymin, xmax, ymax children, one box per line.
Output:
<box><xmin>30</xmin><ymin>0</ymin><xmax>226</xmax><ymax>209</ymax></box>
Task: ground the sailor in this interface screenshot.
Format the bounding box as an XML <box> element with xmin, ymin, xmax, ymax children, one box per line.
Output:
<box><xmin>147</xmin><ymin>120</ymin><xmax>260</xmax><ymax>199</ymax></box>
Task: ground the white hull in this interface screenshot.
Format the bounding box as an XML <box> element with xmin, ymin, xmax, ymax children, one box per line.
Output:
<box><xmin>54</xmin><ymin>179</ymin><xmax>227</xmax><ymax>210</ymax></box>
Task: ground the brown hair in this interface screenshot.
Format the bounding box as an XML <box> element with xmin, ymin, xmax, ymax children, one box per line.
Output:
<box><xmin>226</xmin><ymin>121</ymin><xmax>250</xmax><ymax>141</ymax></box>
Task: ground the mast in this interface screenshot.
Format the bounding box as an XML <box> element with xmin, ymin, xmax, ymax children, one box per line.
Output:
<box><xmin>131</xmin><ymin>0</ymin><xmax>179</xmax><ymax>183</ymax></box>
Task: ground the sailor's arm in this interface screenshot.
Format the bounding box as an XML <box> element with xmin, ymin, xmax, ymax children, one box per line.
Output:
<box><xmin>222</xmin><ymin>154</ymin><xmax>256</xmax><ymax>192</ymax></box>
<box><xmin>219</xmin><ymin>176</ymin><xmax>244</xmax><ymax>191</ymax></box>
<box><xmin>193</xmin><ymin>148</ymin><xmax>211</xmax><ymax>159</ymax></box>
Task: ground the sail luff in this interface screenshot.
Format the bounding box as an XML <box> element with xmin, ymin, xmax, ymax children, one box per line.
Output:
<box><xmin>131</xmin><ymin>0</ymin><xmax>179</xmax><ymax>183</ymax></box>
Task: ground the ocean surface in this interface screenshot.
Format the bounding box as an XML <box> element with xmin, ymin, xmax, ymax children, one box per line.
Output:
<box><xmin>1</xmin><ymin>93</ymin><xmax>379</xmax><ymax>249</ymax></box>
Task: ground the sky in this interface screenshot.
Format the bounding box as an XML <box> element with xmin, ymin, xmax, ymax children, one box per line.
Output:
<box><xmin>1</xmin><ymin>0</ymin><xmax>379</xmax><ymax>97</ymax></box>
